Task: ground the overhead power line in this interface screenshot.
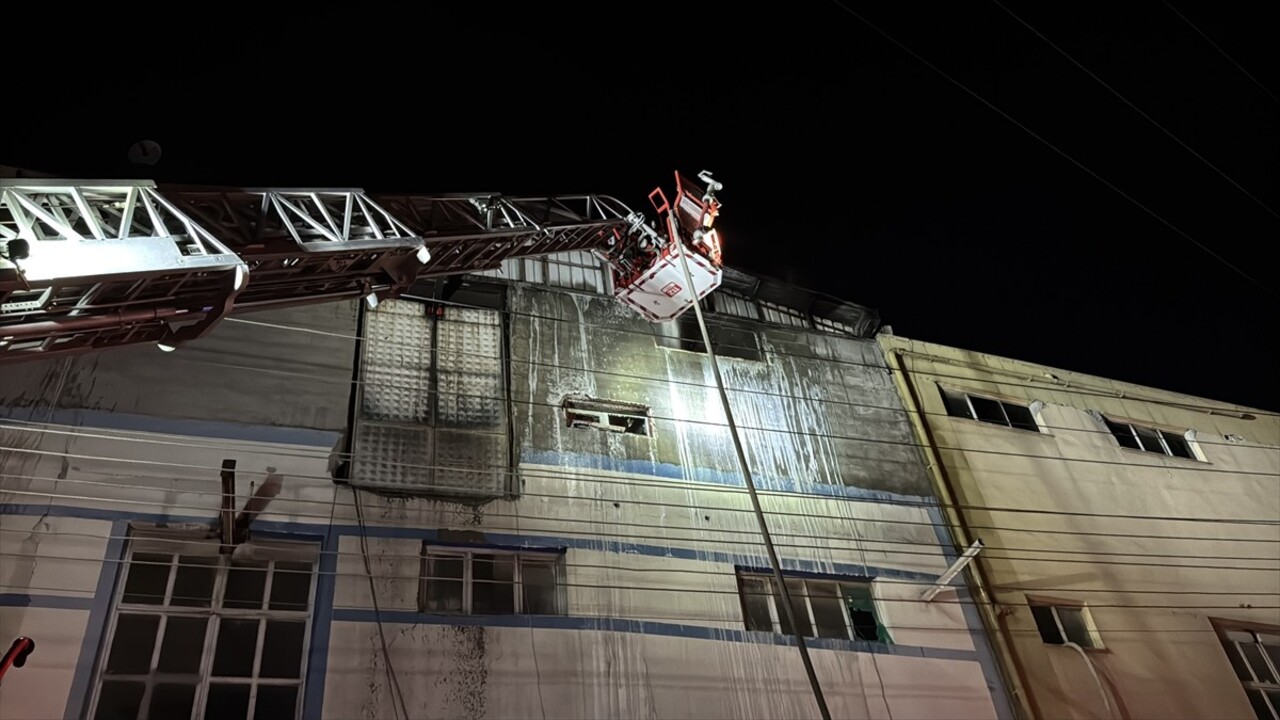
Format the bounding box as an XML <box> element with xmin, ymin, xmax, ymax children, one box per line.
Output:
<box><xmin>227</xmin><ymin>306</ymin><xmax>1280</xmax><ymax>420</ymax></box>
<box><xmin>8</xmin><ymin>467</ymin><xmax>1277</xmax><ymax>548</ymax></box>
<box><xmin>2</xmin><ymin>550</ymin><xmax>1277</xmax><ymax>606</ymax></box>
<box><xmin>1162</xmin><ymin>0</ymin><xmax>1279</xmax><ymax>104</ymax></box>
<box><xmin>826</xmin><ymin>0</ymin><xmax>1275</xmax><ymax>296</ymax></box>
<box><xmin>5</xmin><ymin>439</ymin><xmax>1279</xmax><ymax>525</ymax></box>
<box><xmin>4</xmin><ymin>522</ymin><xmax>1274</xmax><ymax>566</ymax></box>
<box><xmin>991</xmin><ymin>0</ymin><xmax>1280</xmax><ymax>221</ymax></box>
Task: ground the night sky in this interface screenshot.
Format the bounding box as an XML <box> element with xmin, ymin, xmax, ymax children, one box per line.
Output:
<box><xmin>5</xmin><ymin>4</ymin><xmax>1276</xmax><ymax>409</ymax></box>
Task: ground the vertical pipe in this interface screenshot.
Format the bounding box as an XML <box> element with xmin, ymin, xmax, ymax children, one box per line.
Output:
<box><xmin>886</xmin><ymin>347</ymin><xmax>1039</xmax><ymax>720</ymax></box>
<box><xmin>673</xmin><ymin>241</ymin><xmax>833</xmax><ymax>720</ymax></box>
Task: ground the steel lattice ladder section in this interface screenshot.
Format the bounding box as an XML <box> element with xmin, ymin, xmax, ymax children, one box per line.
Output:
<box><xmin>0</xmin><ymin>180</ymin><xmax>638</xmax><ymax>361</ymax></box>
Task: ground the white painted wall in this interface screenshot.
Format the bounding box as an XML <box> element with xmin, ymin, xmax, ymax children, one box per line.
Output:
<box><xmin>882</xmin><ymin>335</ymin><xmax>1280</xmax><ymax>720</ymax></box>
<box><xmin>0</xmin><ymin>423</ymin><xmax>999</xmax><ymax>719</ymax></box>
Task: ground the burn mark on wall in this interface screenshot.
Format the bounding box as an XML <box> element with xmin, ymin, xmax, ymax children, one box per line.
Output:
<box><xmin>434</xmin><ymin>625</ymin><xmax>489</xmax><ymax>719</ymax></box>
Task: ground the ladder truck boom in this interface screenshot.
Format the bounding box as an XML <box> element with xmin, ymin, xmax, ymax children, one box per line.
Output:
<box><xmin>0</xmin><ymin>171</ymin><xmax>724</xmax><ymax>362</ymax></box>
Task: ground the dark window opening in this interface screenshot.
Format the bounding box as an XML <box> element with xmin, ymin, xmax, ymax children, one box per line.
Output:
<box><xmin>940</xmin><ymin>387</ymin><xmax>1040</xmax><ymax>432</ymax></box>
<box><xmin>94</xmin><ymin>542</ymin><xmax>315</xmax><ymax>720</ymax></box>
<box><xmin>563</xmin><ymin>396</ymin><xmax>650</xmax><ymax>436</ymax></box>
<box><xmin>1213</xmin><ymin>622</ymin><xmax>1280</xmax><ymax>720</ymax></box>
<box><xmin>735</xmin><ymin>571</ymin><xmax>889</xmax><ymax>643</ymax></box>
<box><xmin>420</xmin><ymin>547</ymin><xmax>565</xmax><ymax>616</ymax></box>
<box><xmin>1029</xmin><ymin>602</ymin><xmax>1100</xmax><ymax>648</ymax></box>
<box><xmin>658</xmin><ymin>315</ymin><xmax>763</xmax><ymax>362</ymax></box>
<box><xmin>1104</xmin><ymin>417</ymin><xmax>1197</xmax><ymax>460</ymax></box>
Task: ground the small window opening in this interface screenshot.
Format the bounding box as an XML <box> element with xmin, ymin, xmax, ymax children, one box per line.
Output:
<box><xmin>1029</xmin><ymin>602</ymin><xmax>1102</xmax><ymax>648</ymax></box>
<box><xmin>563</xmin><ymin>396</ymin><xmax>651</xmax><ymax>436</ymax></box>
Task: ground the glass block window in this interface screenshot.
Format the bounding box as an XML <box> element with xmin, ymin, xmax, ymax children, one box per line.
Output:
<box><xmin>352</xmin><ymin>289</ymin><xmax>511</xmax><ymax>496</ymax></box>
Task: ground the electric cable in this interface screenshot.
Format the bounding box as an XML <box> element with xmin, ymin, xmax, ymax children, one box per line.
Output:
<box><xmin>4</xmin><ymin>429</ymin><xmax>1277</xmax><ymax>543</ymax></box>
<box><xmin>1</xmin><ymin>550</ymin><xmax>1275</xmax><ymax>609</ymax></box>
<box><xmin>991</xmin><ymin>0</ymin><xmax>1280</xmax><ymax>221</ymax></box>
<box><xmin>224</xmin><ymin>303</ymin><xmax>1280</xmax><ymax>420</ymax></box>
<box><xmin>5</xmin><ymin>520</ymin><xmax>1275</xmax><ymax>564</ymax></box>
<box><xmin>352</xmin><ymin>487</ymin><xmax>411</xmax><ymax>720</ymax></box>
<box><xmin>5</xmin><ymin>442</ymin><xmax>1278</xmax><ymax>525</ymax></box>
<box><xmin>5</xmin><ymin>570</ymin><xmax>1274</xmax><ymax>636</ymax></box>
<box><xmin>1161</xmin><ymin>0</ymin><xmax>1278</xmax><ymax>104</ymax></box>
<box><xmin>1</xmin><ymin>502</ymin><xmax>1276</xmax><ymax>570</ymax></box>
<box><xmin>825</xmin><ymin>0</ymin><xmax>1274</xmax><ymax>296</ymax></box>
<box><xmin>4</xmin><ymin>370</ymin><xmax>1275</xmax><ymax>478</ymax></box>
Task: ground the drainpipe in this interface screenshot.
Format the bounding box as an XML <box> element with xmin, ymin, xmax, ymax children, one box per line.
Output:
<box><xmin>886</xmin><ymin>347</ymin><xmax>1040</xmax><ymax>720</ymax></box>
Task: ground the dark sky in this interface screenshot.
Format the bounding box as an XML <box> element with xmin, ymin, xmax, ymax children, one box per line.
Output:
<box><xmin>5</xmin><ymin>3</ymin><xmax>1276</xmax><ymax>410</ymax></box>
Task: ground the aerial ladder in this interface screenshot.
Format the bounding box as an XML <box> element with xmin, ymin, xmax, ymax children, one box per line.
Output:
<box><xmin>0</xmin><ymin>171</ymin><xmax>724</xmax><ymax>361</ymax></box>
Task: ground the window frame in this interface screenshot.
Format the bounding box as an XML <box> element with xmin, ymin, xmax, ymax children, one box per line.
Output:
<box><xmin>1101</xmin><ymin>416</ymin><xmax>1201</xmax><ymax>461</ymax></box>
<box><xmin>734</xmin><ymin>570</ymin><xmax>888</xmax><ymax>644</ymax></box>
<box><xmin>88</xmin><ymin>534</ymin><xmax>318</xmax><ymax>720</ymax></box>
<box><xmin>418</xmin><ymin>545</ymin><xmax>567</xmax><ymax>616</ymax></box>
<box><xmin>351</xmin><ymin>283</ymin><xmax>515</xmax><ymax>496</ymax></box>
<box><xmin>655</xmin><ymin>313</ymin><xmax>764</xmax><ymax>362</ymax></box>
<box><xmin>939</xmin><ymin>386</ymin><xmax>1043</xmax><ymax>433</ymax></box>
<box><xmin>562</xmin><ymin>396</ymin><xmax>652</xmax><ymax>436</ymax></box>
<box><xmin>1211</xmin><ymin>618</ymin><xmax>1280</xmax><ymax>719</ymax></box>
<box><xmin>1026</xmin><ymin>597</ymin><xmax>1104</xmax><ymax>650</ymax></box>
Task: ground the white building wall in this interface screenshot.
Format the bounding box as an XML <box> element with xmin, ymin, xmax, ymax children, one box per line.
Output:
<box><xmin>0</xmin><ymin>286</ymin><xmax>1005</xmax><ymax>720</ymax></box>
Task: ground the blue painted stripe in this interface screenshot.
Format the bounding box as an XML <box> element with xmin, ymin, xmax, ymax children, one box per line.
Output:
<box><xmin>0</xmin><ymin>503</ymin><xmax>942</xmax><ymax>582</ymax></box>
<box><xmin>520</xmin><ymin>448</ymin><xmax>936</xmax><ymax>503</ymax></box>
<box><xmin>327</xmin><ymin>610</ymin><xmax>979</xmax><ymax>663</ymax></box>
<box><xmin>354</xmin><ymin>525</ymin><xmax>936</xmax><ymax>582</ymax></box>
<box><xmin>0</xmin><ymin>406</ymin><xmax>341</xmax><ymax>449</ymax></box>
<box><xmin>1</xmin><ymin>408</ymin><xmax>930</xmax><ymax>502</ymax></box>
<box><xmin>64</xmin><ymin>519</ymin><xmax>128</xmax><ymax>720</ymax></box>
<box><xmin>303</xmin><ymin>525</ymin><xmax>339</xmax><ymax>720</ymax></box>
<box><xmin>0</xmin><ymin>593</ymin><xmax>94</xmax><ymax>610</ymax></box>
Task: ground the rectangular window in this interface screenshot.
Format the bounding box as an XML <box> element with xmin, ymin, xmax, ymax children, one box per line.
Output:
<box><xmin>711</xmin><ymin>291</ymin><xmax>760</xmax><ymax>321</ymax></box>
<box><xmin>736</xmin><ymin>570</ymin><xmax>888</xmax><ymax>643</ymax></box>
<box><xmin>656</xmin><ymin>315</ymin><xmax>764</xmax><ymax>362</ymax></box>
<box><xmin>1102</xmin><ymin>417</ymin><xmax>1197</xmax><ymax>459</ymax></box>
<box><xmin>812</xmin><ymin>315</ymin><xmax>857</xmax><ymax>336</ymax></box>
<box><xmin>91</xmin><ymin>536</ymin><xmax>316</xmax><ymax>720</ymax></box>
<box><xmin>419</xmin><ymin>546</ymin><xmax>565</xmax><ymax>616</ymax></box>
<box><xmin>1213</xmin><ymin>621</ymin><xmax>1280</xmax><ymax>720</ymax></box>
<box><xmin>563</xmin><ymin>396</ymin><xmax>650</xmax><ymax>436</ymax></box>
<box><xmin>352</xmin><ymin>285</ymin><xmax>511</xmax><ymax>496</ymax></box>
<box><xmin>758</xmin><ymin>299</ymin><xmax>810</xmax><ymax>329</ymax></box>
<box><xmin>940</xmin><ymin>387</ymin><xmax>1040</xmax><ymax>432</ymax></box>
<box><xmin>1028</xmin><ymin>601</ymin><xmax>1102</xmax><ymax>649</ymax></box>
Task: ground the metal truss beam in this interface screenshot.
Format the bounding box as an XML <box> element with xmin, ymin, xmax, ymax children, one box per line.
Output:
<box><xmin>1</xmin><ymin>183</ymin><xmax>641</xmax><ymax>362</ymax></box>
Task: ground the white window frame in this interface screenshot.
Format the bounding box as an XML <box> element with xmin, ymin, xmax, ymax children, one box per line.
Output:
<box><xmin>1102</xmin><ymin>416</ymin><xmax>1201</xmax><ymax>460</ymax></box>
<box><xmin>1213</xmin><ymin>621</ymin><xmax>1280</xmax><ymax>719</ymax></box>
<box><xmin>736</xmin><ymin>571</ymin><xmax>885</xmax><ymax>643</ymax></box>
<box><xmin>419</xmin><ymin>546</ymin><xmax>566</xmax><ymax>616</ymax></box>
<box><xmin>88</xmin><ymin>533</ymin><xmax>318</xmax><ymax>720</ymax></box>
<box><xmin>1028</xmin><ymin>600</ymin><xmax>1104</xmax><ymax>649</ymax></box>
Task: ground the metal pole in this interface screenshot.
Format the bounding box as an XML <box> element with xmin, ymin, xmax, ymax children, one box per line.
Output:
<box><xmin>673</xmin><ymin>240</ymin><xmax>833</xmax><ymax>720</ymax></box>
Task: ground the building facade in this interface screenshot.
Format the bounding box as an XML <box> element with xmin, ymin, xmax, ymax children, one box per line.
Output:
<box><xmin>879</xmin><ymin>335</ymin><xmax>1280</xmax><ymax>720</ymax></box>
<box><xmin>0</xmin><ymin>258</ymin><xmax>1008</xmax><ymax>720</ymax></box>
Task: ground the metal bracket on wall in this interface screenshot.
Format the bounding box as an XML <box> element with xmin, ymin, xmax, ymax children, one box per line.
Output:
<box><xmin>921</xmin><ymin>539</ymin><xmax>985</xmax><ymax>602</ymax></box>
